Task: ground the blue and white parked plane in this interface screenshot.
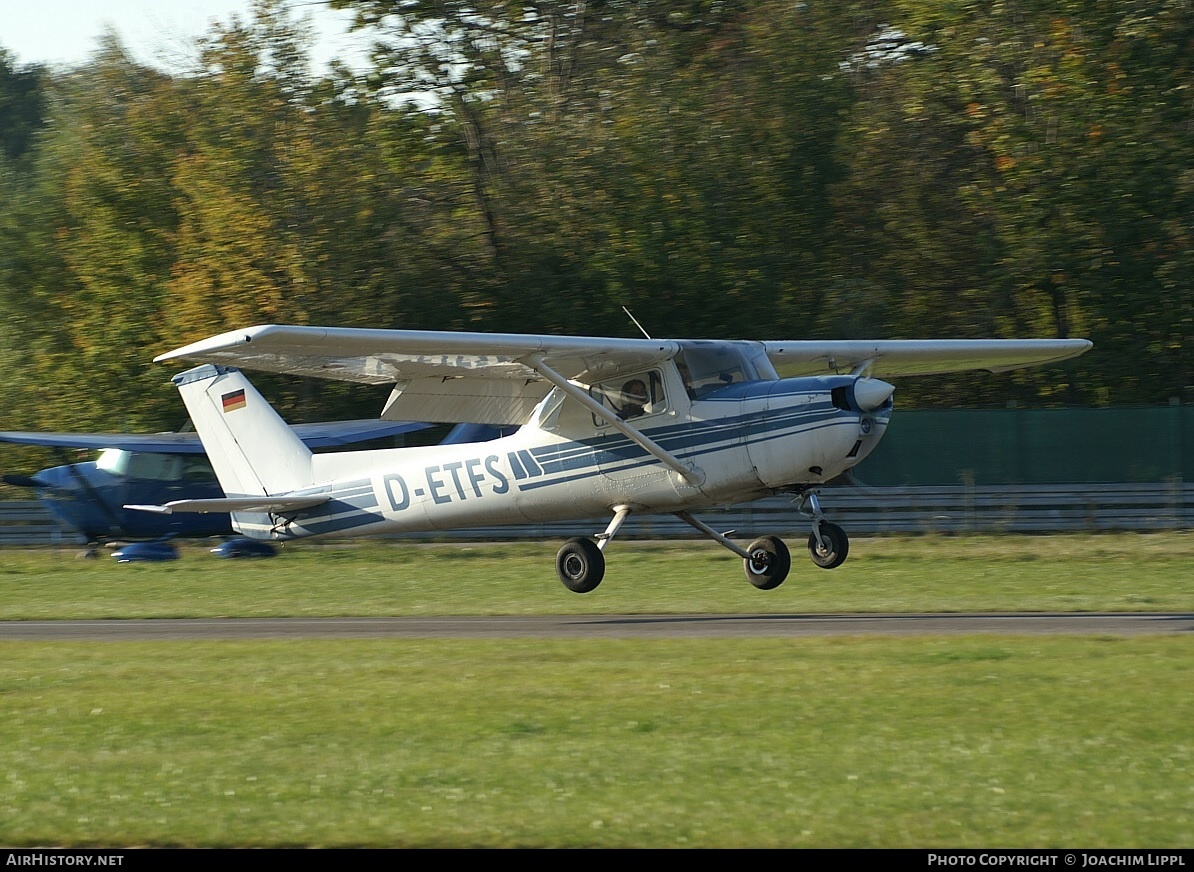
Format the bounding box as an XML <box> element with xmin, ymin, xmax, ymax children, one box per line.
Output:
<box><xmin>2</xmin><ymin>419</ymin><xmax>433</xmax><ymax>558</ymax></box>
<box><xmin>132</xmin><ymin>325</ymin><xmax>1091</xmax><ymax>591</ymax></box>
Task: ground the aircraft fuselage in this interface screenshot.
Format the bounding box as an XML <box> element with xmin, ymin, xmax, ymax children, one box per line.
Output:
<box><xmin>229</xmin><ymin>372</ymin><xmax>892</xmax><ymax>541</ymax></box>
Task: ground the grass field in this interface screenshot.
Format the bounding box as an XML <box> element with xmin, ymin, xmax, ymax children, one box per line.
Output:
<box><xmin>1</xmin><ymin>534</ymin><xmax>1192</xmax><ymax>847</ymax></box>
<box><xmin>1</xmin><ymin>532</ymin><xmax>1192</xmax><ymax>618</ymax></box>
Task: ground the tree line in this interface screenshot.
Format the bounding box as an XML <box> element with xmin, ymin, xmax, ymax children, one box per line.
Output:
<box><xmin>0</xmin><ymin>0</ymin><xmax>1189</xmax><ymax>433</ymax></box>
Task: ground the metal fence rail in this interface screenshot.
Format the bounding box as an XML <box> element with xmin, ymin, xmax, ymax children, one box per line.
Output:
<box><xmin>404</xmin><ymin>482</ymin><xmax>1194</xmax><ymax>540</ymax></box>
<box><xmin>0</xmin><ymin>501</ymin><xmax>83</xmax><ymax>545</ymax></box>
<box><xmin>3</xmin><ymin>484</ymin><xmax>1191</xmax><ymax>547</ymax></box>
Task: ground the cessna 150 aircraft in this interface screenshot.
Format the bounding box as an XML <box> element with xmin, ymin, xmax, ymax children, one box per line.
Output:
<box><xmin>132</xmin><ymin>325</ymin><xmax>1091</xmax><ymax>591</ymax></box>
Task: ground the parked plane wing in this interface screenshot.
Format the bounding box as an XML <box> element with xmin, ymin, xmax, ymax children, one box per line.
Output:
<box><xmin>0</xmin><ymin>420</ymin><xmax>429</xmax><ymax>454</ymax></box>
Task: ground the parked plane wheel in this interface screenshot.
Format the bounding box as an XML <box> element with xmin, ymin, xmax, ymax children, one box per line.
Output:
<box><xmin>555</xmin><ymin>537</ymin><xmax>605</xmax><ymax>594</ymax></box>
<box><xmin>743</xmin><ymin>536</ymin><xmax>790</xmax><ymax>590</ymax></box>
<box><xmin>808</xmin><ymin>522</ymin><xmax>849</xmax><ymax>569</ymax></box>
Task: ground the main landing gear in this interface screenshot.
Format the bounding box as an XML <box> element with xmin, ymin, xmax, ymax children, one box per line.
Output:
<box><xmin>552</xmin><ymin>492</ymin><xmax>851</xmax><ymax>593</ymax></box>
<box><xmin>554</xmin><ymin>505</ymin><xmax>633</xmax><ymax>594</ymax></box>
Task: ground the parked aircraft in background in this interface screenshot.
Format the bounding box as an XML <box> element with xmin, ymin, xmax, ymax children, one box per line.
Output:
<box><xmin>1</xmin><ymin>420</ymin><xmax>431</xmax><ymax>559</ymax></box>
<box><xmin>134</xmin><ymin>324</ymin><xmax>1091</xmax><ymax>589</ymax></box>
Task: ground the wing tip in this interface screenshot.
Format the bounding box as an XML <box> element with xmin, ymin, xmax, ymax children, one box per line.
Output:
<box><xmin>153</xmin><ymin>326</ymin><xmax>271</xmax><ymax>364</ymax></box>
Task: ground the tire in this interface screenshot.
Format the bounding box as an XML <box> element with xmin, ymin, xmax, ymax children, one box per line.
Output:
<box><xmin>555</xmin><ymin>537</ymin><xmax>605</xmax><ymax>593</ymax></box>
<box><xmin>808</xmin><ymin>522</ymin><xmax>849</xmax><ymax>569</ymax></box>
<box><xmin>743</xmin><ymin>536</ymin><xmax>790</xmax><ymax>590</ymax></box>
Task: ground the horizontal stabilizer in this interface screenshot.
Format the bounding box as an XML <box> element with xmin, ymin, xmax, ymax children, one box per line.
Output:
<box><xmin>126</xmin><ymin>495</ymin><xmax>330</xmax><ymax>515</ymax></box>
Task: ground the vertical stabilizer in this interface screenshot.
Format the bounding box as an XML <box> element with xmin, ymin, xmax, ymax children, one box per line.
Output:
<box><xmin>172</xmin><ymin>364</ymin><xmax>313</xmax><ymax>497</ymax></box>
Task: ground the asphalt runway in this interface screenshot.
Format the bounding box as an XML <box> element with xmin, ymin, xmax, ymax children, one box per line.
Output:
<box><xmin>0</xmin><ymin>612</ymin><xmax>1191</xmax><ymax>641</ymax></box>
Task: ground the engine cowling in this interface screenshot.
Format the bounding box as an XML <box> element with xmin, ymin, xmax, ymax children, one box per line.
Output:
<box><xmin>746</xmin><ymin>376</ymin><xmax>893</xmax><ymax>489</ymax></box>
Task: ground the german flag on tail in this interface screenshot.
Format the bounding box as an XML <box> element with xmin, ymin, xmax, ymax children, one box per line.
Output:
<box><xmin>221</xmin><ymin>389</ymin><xmax>247</xmax><ymax>413</ymax></box>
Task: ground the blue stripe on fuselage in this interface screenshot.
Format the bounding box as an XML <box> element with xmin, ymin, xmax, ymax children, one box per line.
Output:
<box><xmin>514</xmin><ymin>403</ymin><xmax>849</xmax><ymax>492</ymax></box>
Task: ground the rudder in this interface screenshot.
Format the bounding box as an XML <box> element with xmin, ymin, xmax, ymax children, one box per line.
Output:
<box><xmin>172</xmin><ymin>364</ymin><xmax>312</xmax><ymax>497</ymax></box>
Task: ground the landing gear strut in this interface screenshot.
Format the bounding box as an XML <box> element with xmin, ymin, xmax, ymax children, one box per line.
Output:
<box><xmin>799</xmin><ymin>490</ymin><xmax>850</xmax><ymax>570</ymax></box>
<box><xmin>553</xmin><ymin>497</ymin><xmax>850</xmax><ymax>594</ymax></box>
<box><xmin>554</xmin><ymin>505</ymin><xmax>633</xmax><ymax>593</ymax></box>
<box><xmin>674</xmin><ymin>512</ymin><xmax>793</xmax><ymax>590</ymax></box>
<box><xmin>743</xmin><ymin>535</ymin><xmax>791</xmax><ymax>590</ymax></box>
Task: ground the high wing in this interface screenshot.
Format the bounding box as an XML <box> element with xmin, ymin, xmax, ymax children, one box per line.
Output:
<box><xmin>0</xmin><ymin>420</ymin><xmax>430</xmax><ymax>454</ymax></box>
<box><xmin>155</xmin><ymin>325</ymin><xmax>679</xmax><ymax>425</ymax></box>
<box><xmin>763</xmin><ymin>339</ymin><xmax>1092</xmax><ymax>378</ymax></box>
<box><xmin>154</xmin><ymin>325</ymin><xmax>1091</xmax><ymax>425</ymax></box>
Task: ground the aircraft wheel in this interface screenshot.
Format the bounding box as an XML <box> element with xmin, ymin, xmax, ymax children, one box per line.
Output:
<box><xmin>808</xmin><ymin>522</ymin><xmax>849</xmax><ymax>569</ymax></box>
<box><xmin>555</xmin><ymin>537</ymin><xmax>605</xmax><ymax>594</ymax></box>
<box><xmin>743</xmin><ymin>536</ymin><xmax>790</xmax><ymax>590</ymax></box>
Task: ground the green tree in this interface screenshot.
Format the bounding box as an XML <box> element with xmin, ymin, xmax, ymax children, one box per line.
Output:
<box><xmin>333</xmin><ymin>2</ymin><xmax>859</xmax><ymax>339</ymax></box>
<box><xmin>824</xmin><ymin>1</ymin><xmax>1191</xmax><ymax>405</ymax></box>
<box><xmin>1</xmin><ymin>36</ymin><xmax>187</xmax><ymax>431</ymax></box>
<box><xmin>0</xmin><ymin>49</ymin><xmax>47</xmax><ymax>165</ymax></box>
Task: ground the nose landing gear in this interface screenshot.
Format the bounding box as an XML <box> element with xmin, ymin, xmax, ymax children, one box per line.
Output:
<box><xmin>799</xmin><ymin>489</ymin><xmax>850</xmax><ymax>570</ymax></box>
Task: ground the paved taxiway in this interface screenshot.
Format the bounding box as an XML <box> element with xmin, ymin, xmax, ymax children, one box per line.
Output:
<box><xmin>0</xmin><ymin>613</ymin><xmax>1191</xmax><ymax>641</ymax></box>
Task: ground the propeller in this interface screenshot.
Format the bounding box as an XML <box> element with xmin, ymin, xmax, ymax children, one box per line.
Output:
<box><xmin>853</xmin><ymin>378</ymin><xmax>895</xmax><ymax>411</ymax></box>
<box><xmin>3</xmin><ymin>473</ymin><xmax>50</xmax><ymax>488</ymax></box>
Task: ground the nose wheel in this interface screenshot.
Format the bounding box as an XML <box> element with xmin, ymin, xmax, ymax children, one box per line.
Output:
<box><xmin>800</xmin><ymin>490</ymin><xmax>850</xmax><ymax>569</ymax></box>
<box><xmin>808</xmin><ymin>521</ymin><xmax>849</xmax><ymax>569</ymax></box>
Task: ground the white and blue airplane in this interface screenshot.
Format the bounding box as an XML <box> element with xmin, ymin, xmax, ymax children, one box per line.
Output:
<box><xmin>132</xmin><ymin>325</ymin><xmax>1091</xmax><ymax>592</ymax></box>
<box><xmin>1</xmin><ymin>419</ymin><xmax>434</xmax><ymax>559</ymax></box>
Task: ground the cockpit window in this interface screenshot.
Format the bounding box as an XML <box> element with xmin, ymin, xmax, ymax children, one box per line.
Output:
<box><xmin>125</xmin><ymin>453</ymin><xmax>185</xmax><ymax>481</ymax></box>
<box><xmin>95</xmin><ymin>449</ymin><xmax>188</xmax><ymax>481</ymax></box>
<box><xmin>590</xmin><ymin>370</ymin><xmax>667</xmax><ymax>426</ymax></box>
<box><xmin>674</xmin><ymin>341</ymin><xmax>771</xmax><ymax>400</ymax></box>
<box><xmin>95</xmin><ymin>449</ymin><xmax>130</xmax><ymax>477</ymax></box>
<box><xmin>182</xmin><ymin>457</ymin><xmax>217</xmax><ymax>483</ymax></box>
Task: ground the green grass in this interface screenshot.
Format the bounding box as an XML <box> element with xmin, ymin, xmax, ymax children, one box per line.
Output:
<box><xmin>1</xmin><ymin>532</ymin><xmax>1192</xmax><ymax>619</ymax></box>
<box><xmin>1</xmin><ymin>533</ymin><xmax>1192</xmax><ymax>847</ymax></box>
<box><xmin>2</xmin><ymin>637</ymin><xmax>1192</xmax><ymax>847</ymax></box>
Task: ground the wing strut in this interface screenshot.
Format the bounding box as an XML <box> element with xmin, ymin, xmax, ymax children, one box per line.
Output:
<box><xmin>524</xmin><ymin>353</ymin><xmax>705</xmax><ymax>487</ymax></box>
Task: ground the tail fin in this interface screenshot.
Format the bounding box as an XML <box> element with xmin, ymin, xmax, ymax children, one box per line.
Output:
<box><xmin>172</xmin><ymin>364</ymin><xmax>312</xmax><ymax>497</ymax></box>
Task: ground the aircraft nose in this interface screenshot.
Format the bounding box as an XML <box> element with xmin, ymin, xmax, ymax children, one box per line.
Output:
<box><xmin>853</xmin><ymin>378</ymin><xmax>895</xmax><ymax>412</ymax></box>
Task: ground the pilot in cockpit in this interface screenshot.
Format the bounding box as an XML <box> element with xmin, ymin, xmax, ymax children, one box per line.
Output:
<box><xmin>618</xmin><ymin>379</ymin><xmax>649</xmax><ymax>419</ymax></box>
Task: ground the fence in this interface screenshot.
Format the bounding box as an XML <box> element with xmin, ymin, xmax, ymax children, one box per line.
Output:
<box><xmin>391</xmin><ymin>483</ymin><xmax>1194</xmax><ymax>539</ymax></box>
<box><xmin>0</xmin><ymin>501</ymin><xmax>82</xmax><ymax>545</ymax></box>
<box><xmin>855</xmin><ymin>405</ymin><xmax>1194</xmax><ymax>486</ymax></box>
<box><xmin>4</xmin><ymin>484</ymin><xmax>1191</xmax><ymax>547</ymax></box>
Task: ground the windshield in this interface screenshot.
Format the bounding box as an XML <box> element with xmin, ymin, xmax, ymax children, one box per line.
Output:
<box><xmin>94</xmin><ymin>448</ymin><xmax>130</xmax><ymax>477</ymax></box>
<box><xmin>674</xmin><ymin>341</ymin><xmax>775</xmax><ymax>399</ymax></box>
<box><xmin>94</xmin><ymin>449</ymin><xmax>210</xmax><ymax>482</ymax></box>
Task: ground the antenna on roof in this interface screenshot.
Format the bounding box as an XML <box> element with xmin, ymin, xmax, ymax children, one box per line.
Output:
<box><xmin>622</xmin><ymin>306</ymin><xmax>652</xmax><ymax>339</ymax></box>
